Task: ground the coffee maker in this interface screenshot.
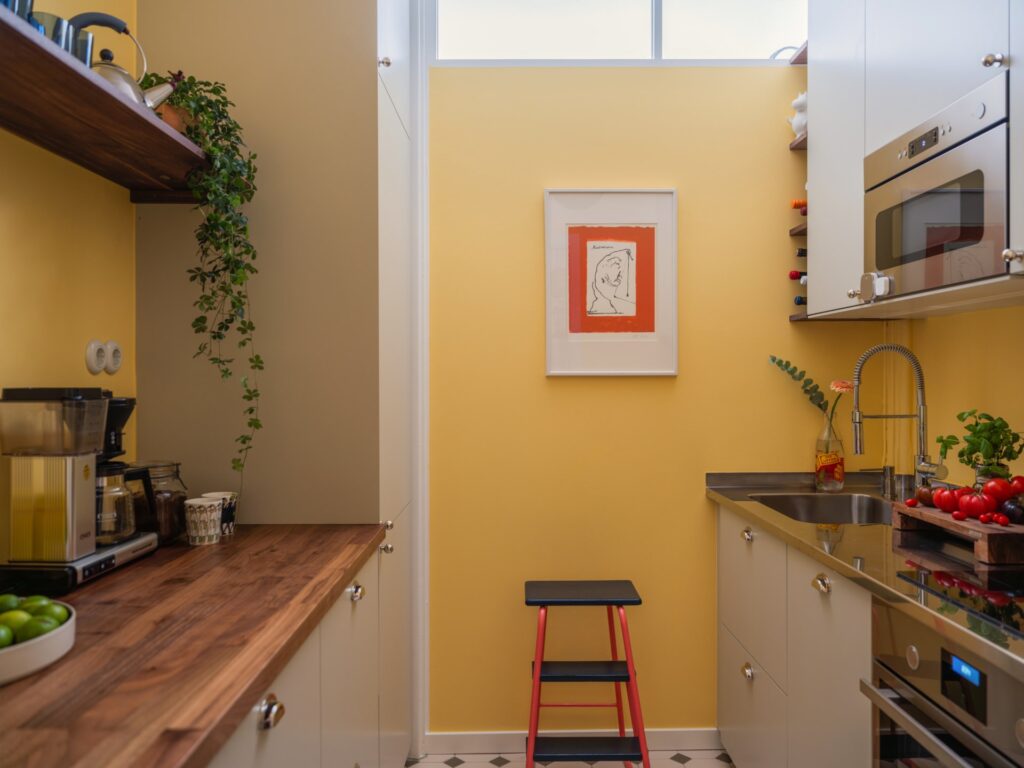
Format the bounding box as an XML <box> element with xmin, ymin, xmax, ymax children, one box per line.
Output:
<box><xmin>0</xmin><ymin>388</ymin><xmax>156</xmax><ymax>595</ymax></box>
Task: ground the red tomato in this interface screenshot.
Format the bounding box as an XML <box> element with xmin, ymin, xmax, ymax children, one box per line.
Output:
<box><xmin>960</xmin><ymin>494</ymin><xmax>987</xmax><ymax>518</ymax></box>
<box><xmin>980</xmin><ymin>513</ymin><xmax>994</xmax><ymax>524</ymax></box>
<box><xmin>955</xmin><ymin>486</ymin><xmax>973</xmax><ymax>499</ymax></box>
<box><xmin>984</xmin><ymin>591</ymin><xmax>1011</xmax><ymax>608</ymax></box>
<box><xmin>984</xmin><ymin>478</ymin><xmax>1013</xmax><ymax>502</ymax></box>
<box><xmin>982</xmin><ymin>492</ymin><xmax>999</xmax><ymax>512</ymax></box>
<box><xmin>934</xmin><ymin>572</ymin><xmax>956</xmax><ymax>588</ymax></box>
<box><xmin>904</xmin><ymin>498</ymin><xmax>918</xmax><ymax>507</ymax></box>
<box><xmin>996</xmin><ymin>514</ymin><xmax>1011</xmax><ymax>527</ymax></box>
<box><xmin>1010</xmin><ymin>475</ymin><xmax>1024</xmax><ymax>496</ymax></box>
<box><xmin>933</xmin><ymin>489</ymin><xmax>958</xmax><ymax>513</ymax></box>
<box><xmin>951</xmin><ymin>510</ymin><xmax>968</xmax><ymax>521</ymax></box>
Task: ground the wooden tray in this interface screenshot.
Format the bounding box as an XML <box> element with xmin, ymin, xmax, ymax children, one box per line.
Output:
<box><xmin>892</xmin><ymin>502</ymin><xmax>1024</xmax><ymax>564</ymax></box>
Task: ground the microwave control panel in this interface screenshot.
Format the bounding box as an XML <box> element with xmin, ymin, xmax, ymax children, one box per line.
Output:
<box><xmin>908</xmin><ymin>127</ymin><xmax>940</xmax><ymax>159</ymax></box>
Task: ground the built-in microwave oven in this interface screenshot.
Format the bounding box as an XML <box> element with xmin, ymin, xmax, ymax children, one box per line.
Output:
<box><xmin>860</xmin><ymin>73</ymin><xmax>1009</xmax><ymax>304</ymax></box>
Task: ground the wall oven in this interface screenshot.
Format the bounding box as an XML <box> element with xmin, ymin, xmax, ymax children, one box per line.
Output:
<box><xmin>861</xmin><ymin>72</ymin><xmax>1009</xmax><ymax>303</ymax></box>
<box><xmin>864</xmin><ymin>599</ymin><xmax>1024</xmax><ymax>767</ymax></box>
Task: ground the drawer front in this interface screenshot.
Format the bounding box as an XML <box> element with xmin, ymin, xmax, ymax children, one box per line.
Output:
<box><xmin>718</xmin><ymin>506</ymin><xmax>788</xmax><ymax>688</ymax></box>
<box><xmin>786</xmin><ymin>549</ymin><xmax>872</xmax><ymax>768</ymax></box>
<box><xmin>718</xmin><ymin>622</ymin><xmax>788</xmax><ymax>768</ymax></box>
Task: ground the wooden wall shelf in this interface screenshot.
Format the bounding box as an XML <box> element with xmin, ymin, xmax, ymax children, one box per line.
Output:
<box><xmin>789</xmin><ymin>42</ymin><xmax>808</xmax><ymax>65</ymax></box>
<box><xmin>789</xmin><ymin>133</ymin><xmax>807</xmax><ymax>150</ymax></box>
<box><xmin>0</xmin><ymin>7</ymin><xmax>204</xmax><ymax>202</ymax></box>
<box><xmin>789</xmin><ymin>223</ymin><xmax>807</xmax><ymax>236</ymax></box>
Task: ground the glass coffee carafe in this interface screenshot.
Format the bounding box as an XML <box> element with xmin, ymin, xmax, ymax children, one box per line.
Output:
<box><xmin>95</xmin><ymin>462</ymin><xmax>136</xmax><ymax>546</ymax></box>
<box><xmin>129</xmin><ymin>460</ymin><xmax>188</xmax><ymax>544</ymax></box>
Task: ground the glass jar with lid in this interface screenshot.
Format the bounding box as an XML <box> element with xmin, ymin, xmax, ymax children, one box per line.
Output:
<box><xmin>96</xmin><ymin>462</ymin><xmax>136</xmax><ymax>545</ymax></box>
<box><xmin>128</xmin><ymin>460</ymin><xmax>188</xmax><ymax>544</ymax></box>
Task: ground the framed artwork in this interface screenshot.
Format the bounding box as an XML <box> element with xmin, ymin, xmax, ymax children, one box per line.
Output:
<box><xmin>545</xmin><ymin>189</ymin><xmax>678</xmax><ymax>376</ymax></box>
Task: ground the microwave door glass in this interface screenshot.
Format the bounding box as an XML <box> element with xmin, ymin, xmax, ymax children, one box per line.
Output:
<box><xmin>875</xmin><ymin>170</ymin><xmax>986</xmax><ymax>271</ymax></box>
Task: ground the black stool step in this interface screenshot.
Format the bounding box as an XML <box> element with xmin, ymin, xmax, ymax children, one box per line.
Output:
<box><xmin>525</xmin><ymin>580</ymin><xmax>642</xmax><ymax>606</ymax></box>
<box><xmin>532</xmin><ymin>736</ymin><xmax>642</xmax><ymax>762</ymax></box>
<box><xmin>535</xmin><ymin>660</ymin><xmax>630</xmax><ymax>682</ymax></box>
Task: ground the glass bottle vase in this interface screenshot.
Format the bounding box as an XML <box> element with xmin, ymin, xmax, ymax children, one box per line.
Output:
<box><xmin>815</xmin><ymin>414</ymin><xmax>846</xmax><ymax>492</ymax></box>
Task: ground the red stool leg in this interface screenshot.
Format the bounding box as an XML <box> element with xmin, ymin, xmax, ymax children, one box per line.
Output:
<box><xmin>617</xmin><ymin>606</ymin><xmax>650</xmax><ymax>768</ymax></box>
<box><xmin>607</xmin><ymin>606</ymin><xmax>631</xmax><ymax>768</ymax></box>
<box><xmin>526</xmin><ymin>606</ymin><xmax>548</xmax><ymax>768</ymax></box>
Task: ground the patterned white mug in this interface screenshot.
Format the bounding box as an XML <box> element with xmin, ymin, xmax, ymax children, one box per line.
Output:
<box><xmin>184</xmin><ymin>498</ymin><xmax>223</xmax><ymax>545</ymax></box>
<box><xmin>202</xmin><ymin>491</ymin><xmax>238</xmax><ymax>535</ymax></box>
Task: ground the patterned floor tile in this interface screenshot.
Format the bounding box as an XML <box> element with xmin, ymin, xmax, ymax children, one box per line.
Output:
<box><xmin>444</xmin><ymin>758</ymin><xmax>466</xmax><ymax>768</ymax></box>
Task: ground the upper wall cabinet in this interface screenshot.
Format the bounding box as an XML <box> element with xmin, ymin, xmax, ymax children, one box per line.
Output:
<box><xmin>378</xmin><ymin>0</ymin><xmax>411</xmax><ymax>133</ymax></box>
<box><xmin>865</xmin><ymin>0</ymin><xmax>1009</xmax><ymax>153</ymax></box>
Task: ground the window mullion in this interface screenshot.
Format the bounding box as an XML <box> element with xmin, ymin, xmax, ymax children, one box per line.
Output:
<box><xmin>652</xmin><ymin>0</ymin><xmax>663</xmax><ymax>60</ymax></box>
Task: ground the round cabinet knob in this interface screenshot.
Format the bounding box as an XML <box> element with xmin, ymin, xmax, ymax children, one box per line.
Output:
<box><xmin>741</xmin><ymin>527</ymin><xmax>754</xmax><ymax>543</ymax></box>
<box><xmin>811</xmin><ymin>574</ymin><xmax>832</xmax><ymax>594</ymax></box>
<box><xmin>380</xmin><ymin>543</ymin><xmax>395</xmax><ymax>554</ymax></box>
<box><xmin>905</xmin><ymin>645</ymin><xmax>920</xmax><ymax>671</ymax></box>
<box><xmin>257</xmin><ymin>694</ymin><xmax>286</xmax><ymax>730</ymax></box>
<box><xmin>982</xmin><ymin>52</ymin><xmax>1006</xmax><ymax>68</ymax></box>
<box><xmin>741</xmin><ymin>662</ymin><xmax>754</xmax><ymax>681</ymax></box>
<box><xmin>384</xmin><ymin>520</ymin><xmax>395</xmax><ymax>530</ymax></box>
<box><xmin>348</xmin><ymin>583</ymin><xmax>365</xmax><ymax>602</ymax></box>
<box><xmin>378</xmin><ymin>56</ymin><xmax>392</xmax><ymax>68</ymax></box>
<box><xmin>1002</xmin><ymin>249</ymin><xmax>1024</xmax><ymax>263</ymax></box>
<box><xmin>847</xmin><ymin>288</ymin><xmax>861</xmax><ymax>299</ymax></box>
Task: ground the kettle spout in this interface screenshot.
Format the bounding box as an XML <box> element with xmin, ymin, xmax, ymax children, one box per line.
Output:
<box><xmin>143</xmin><ymin>82</ymin><xmax>174</xmax><ymax>110</ymax></box>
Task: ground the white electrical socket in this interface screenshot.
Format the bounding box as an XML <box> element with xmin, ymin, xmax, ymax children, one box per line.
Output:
<box><xmin>85</xmin><ymin>340</ymin><xmax>106</xmax><ymax>375</ymax></box>
<box><xmin>104</xmin><ymin>340</ymin><xmax>122</xmax><ymax>374</ymax></box>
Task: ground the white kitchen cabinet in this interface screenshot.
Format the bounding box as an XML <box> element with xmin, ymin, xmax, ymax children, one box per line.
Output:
<box><xmin>865</xmin><ymin>0</ymin><xmax>1008</xmax><ymax>153</ymax></box>
<box><xmin>806</xmin><ymin>0</ymin><xmax>865</xmax><ymax>315</ymax></box>
<box><xmin>718</xmin><ymin>507</ymin><xmax>787</xmax><ymax>689</ymax></box>
<box><xmin>718</xmin><ymin>623</ymin><xmax>788</xmax><ymax>768</ymax></box>
<box><xmin>322</xmin><ymin>555</ymin><xmax>381</xmax><ymax>768</ymax></box>
<box><xmin>786</xmin><ymin>550</ymin><xmax>871</xmax><ymax>768</ymax></box>
<box><xmin>377</xmin><ymin>0</ymin><xmax>411</xmax><ymax>134</ymax></box>
<box><xmin>379</xmin><ymin>509</ymin><xmax>412</xmax><ymax>768</ymax></box>
<box><xmin>209</xmin><ymin>626</ymin><xmax>323</xmax><ymax>768</ymax></box>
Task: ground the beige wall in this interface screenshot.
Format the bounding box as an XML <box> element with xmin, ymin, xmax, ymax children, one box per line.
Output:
<box><xmin>428</xmin><ymin>66</ymin><xmax>887</xmax><ymax>731</ymax></box>
<box><xmin>134</xmin><ymin>0</ymin><xmax>382</xmax><ymax>521</ymax></box>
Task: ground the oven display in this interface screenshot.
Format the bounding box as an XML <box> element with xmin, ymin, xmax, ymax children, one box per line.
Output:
<box><xmin>908</xmin><ymin>127</ymin><xmax>940</xmax><ymax>158</ymax></box>
<box><xmin>941</xmin><ymin>649</ymin><xmax>987</xmax><ymax>724</ymax></box>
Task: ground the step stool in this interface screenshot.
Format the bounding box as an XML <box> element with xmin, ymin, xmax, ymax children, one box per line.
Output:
<box><xmin>524</xmin><ymin>580</ymin><xmax>650</xmax><ymax>768</ymax></box>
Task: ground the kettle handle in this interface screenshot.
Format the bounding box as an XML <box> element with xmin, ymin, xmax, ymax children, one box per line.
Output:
<box><xmin>68</xmin><ymin>13</ymin><xmax>148</xmax><ymax>83</ymax></box>
<box><xmin>67</xmin><ymin>12</ymin><xmax>128</xmax><ymax>34</ymax></box>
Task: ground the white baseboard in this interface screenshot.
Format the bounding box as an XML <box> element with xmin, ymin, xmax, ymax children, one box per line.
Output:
<box><xmin>421</xmin><ymin>728</ymin><xmax>722</xmax><ymax>756</ymax></box>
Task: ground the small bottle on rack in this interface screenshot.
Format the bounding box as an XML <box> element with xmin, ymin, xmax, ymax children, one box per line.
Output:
<box><xmin>794</xmin><ymin>296</ymin><xmax>808</xmax><ymax>306</ymax></box>
<box><xmin>788</xmin><ymin>270</ymin><xmax>807</xmax><ymax>280</ymax></box>
<box><xmin>795</xmin><ymin>247</ymin><xmax>807</xmax><ymax>258</ymax></box>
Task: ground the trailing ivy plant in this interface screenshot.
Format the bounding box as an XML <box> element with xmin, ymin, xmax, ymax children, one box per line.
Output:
<box><xmin>141</xmin><ymin>71</ymin><xmax>262</xmax><ymax>471</ymax></box>
<box><xmin>936</xmin><ymin>410</ymin><xmax>1024</xmax><ymax>479</ymax></box>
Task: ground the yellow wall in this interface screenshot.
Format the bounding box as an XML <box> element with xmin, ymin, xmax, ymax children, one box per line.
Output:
<box><xmin>429</xmin><ymin>67</ymin><xmax>886</xmax><ymax>731</ymax></box>
<box><xmin>0</xmin><ymin>0</ymin><xmax>138</xmax><ymax>453</ymax></box>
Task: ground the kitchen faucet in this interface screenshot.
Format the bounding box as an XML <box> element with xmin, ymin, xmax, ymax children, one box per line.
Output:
<box><xmin>851</xmin><ymin>343</ymin><xmax>946</xmax><ymax>498</ymax></box>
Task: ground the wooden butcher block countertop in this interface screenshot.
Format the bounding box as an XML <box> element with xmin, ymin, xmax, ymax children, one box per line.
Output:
<box><xmin>0</xmin><ymin>524</ymin><xmax>386</xmax><ymax>768</ymax></box>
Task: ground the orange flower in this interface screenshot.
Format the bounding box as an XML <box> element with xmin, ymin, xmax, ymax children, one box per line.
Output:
<box><xmin>830</xmin><ymin>379</ymin><xmax>854</xmax><ymax>394</ymax></box>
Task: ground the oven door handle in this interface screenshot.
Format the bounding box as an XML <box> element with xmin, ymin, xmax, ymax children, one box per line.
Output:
<box><xmin>860</xmin><ymin>679</ymin><xmax>974</xmax><ymax>768</ymax></box>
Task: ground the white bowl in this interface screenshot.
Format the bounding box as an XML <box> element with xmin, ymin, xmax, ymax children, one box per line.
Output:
<box><xmin>0</xmin><ymin>602</ymin><xmax>76</xmax><ymax>686</ymax></box>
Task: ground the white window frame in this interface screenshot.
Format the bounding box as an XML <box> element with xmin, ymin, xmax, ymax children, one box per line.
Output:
<box><xmin>428</xmin><ymin>0</ymin><xmax>799</xmax><ymax>67</ymax></box>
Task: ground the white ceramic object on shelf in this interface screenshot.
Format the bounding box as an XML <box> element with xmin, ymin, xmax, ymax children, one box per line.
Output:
<box><xmin>0</xmin><ymin>602</ymin><xmax>76</xmax><ymax>686</ymax></box>
<box><xmin>789</xmin><ymin>90</ymin><xmax>808</xmax><ymax>137</ymax></box>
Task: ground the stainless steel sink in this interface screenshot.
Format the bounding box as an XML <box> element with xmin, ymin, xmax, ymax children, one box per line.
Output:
<box><xmin>748</xmin><ymin>493</ymin><xmax>892</xmax><ymax>525</ymax></box>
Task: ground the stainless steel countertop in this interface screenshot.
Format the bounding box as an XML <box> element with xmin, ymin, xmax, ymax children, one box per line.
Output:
<box><xmin>707</xmin><ymin>472</ymin><xmax>1024</xmax><ymax>685</ymax></box>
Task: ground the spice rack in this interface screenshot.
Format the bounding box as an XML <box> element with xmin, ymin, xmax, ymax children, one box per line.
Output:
<box><xmin>0</xmin><ymin>7</ymin><xmax>204</xmax><ymax>202</ymax></box>
<box><xmin>788</xmin><ymin>40</ymin><xmax>808</xmax><ymax>320</ymax></box>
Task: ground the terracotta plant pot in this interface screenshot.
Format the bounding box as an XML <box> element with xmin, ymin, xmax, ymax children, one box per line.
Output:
<box><xmin>155</xmin><ymin>103</ymin><xmax>192</xmax><ymax>134</ymax></box>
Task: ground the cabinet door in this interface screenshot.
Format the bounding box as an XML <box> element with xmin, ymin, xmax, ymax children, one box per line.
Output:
<box><xmin>210</xmin><ymin>626</ymin><xmax>323</xmax><ymax>768</ymax></box>
<box><xmin>865</xmin><ymin>0</ymin><xmax>1009</xmax><ymax>152</ymax></box>
<box><xmin>380</xmin><ymin>510</ymin><xmax>412</xmax><ymax>768</ymax></box>
<box><xmin>718</xmin><ymin>623</ymin><xmax>787</xmax><ymax>768</ymax></box>
<box><xmin>378</xmin><ymin>0</ymin><xmax>411</xmax><ymax>133</ymax></box>
<box><xmin>806</xmin><ymin>0</ymin><xmax>865</xmax><ymax>314</ymax></box>
<box><xmin>322</xmin><ymin>555</ymin><xmax>380</xmax><ymax>768</ymax></box>
<box><xmin>717</xmin><ymin>507</ymin><xmax>787</xmax><ymax>690</ymax></box>
<box><xmin>786</xmin><ymin>549</ymin><xmax>871</xmax><ymax>768</ymax></box>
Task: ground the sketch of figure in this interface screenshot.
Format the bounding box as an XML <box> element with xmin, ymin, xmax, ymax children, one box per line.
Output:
<box><xmin>586</xmin><ymin>241</ymin><xmax>637</xmax><ymax>316</ymax></box>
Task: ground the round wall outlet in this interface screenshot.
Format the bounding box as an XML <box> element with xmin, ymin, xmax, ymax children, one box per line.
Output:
<box><xmin>104</xmin><ymin>341</ymin><xmax>123</xmax><ymax>374</ymax></box>
<box><xmin>85</xmin><ymin>340</ymin><xmax>106</xmax><ymax>375</ymax></box>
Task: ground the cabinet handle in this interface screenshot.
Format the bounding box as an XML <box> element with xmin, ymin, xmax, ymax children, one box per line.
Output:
<box><xmin>383</xmin><ymin>520</ymin><xmax>395</xmax><ymax>530</ymax></box>
<box><xmin>1003</xmin><ymin>249</ymin><xmax>1024</xmax><ymax>263</ymax></box>
<box><xmin>380</xmin><ymin>543</ymin><xmax>395</xmax><ymax>554</ymax></box>
<box><xmin>741</xmin><ymin>527</ymin><xmax>754</xmax><ymax>543</ymax></box>
<box><xmin>982</xmin><ymin>52</ymin><xmax>1006</xmax><ymax>68</ymax></box>
<box><xmin>847</xmin><ymin>288</ymin><xmax>861</xmax><ymax>299</ymax></box>
<box><xmin>257</xmin><ymin>694</ymin><xmax>286</xmax><ymax>730</ymax></box>
<box><xmin>378</xmin><ymin>56</ymin><xmax>392</xmax><ymax>68</ymax></box>
<box><xmin>741</xmin><ymin>662</ymin><xmax>754</xmax><ymax>681</ymax></box>
<box><xmin>812</xmin><ymin>573</ymin><xmax>832</xmax><ymax>594</ymax></box>
<box><xmin>348</xmin><ymin>583</ymin><xmax>365</xmax><ymax>602</ymax></box>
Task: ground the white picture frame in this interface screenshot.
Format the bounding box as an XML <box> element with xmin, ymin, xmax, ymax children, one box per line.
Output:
<box><xmin>544</xmin><ymin>189</ymin><xmax>678</xmax><ymax>376</ymax></box>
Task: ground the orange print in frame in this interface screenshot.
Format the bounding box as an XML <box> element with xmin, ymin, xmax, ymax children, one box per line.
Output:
<box><xmin>567</xmin><ymin>225</ymin><xmax>656</xmax><ymax>333</ymax></box>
